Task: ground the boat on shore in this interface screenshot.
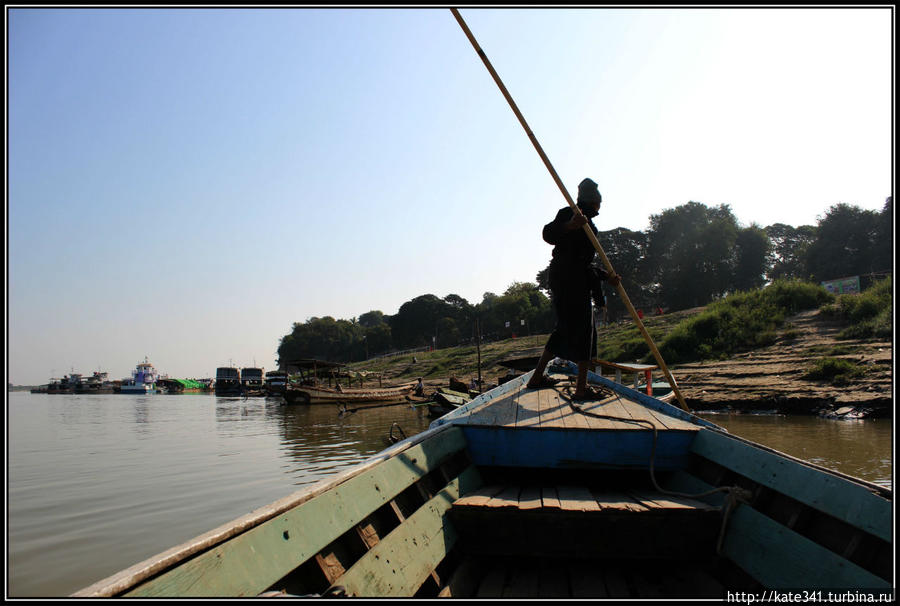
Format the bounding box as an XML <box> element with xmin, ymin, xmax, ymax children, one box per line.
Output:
<box><xmin>427</xmin><ymin>388</ymin><xmax>472</xmax><ymax>418</ymax></box>
<box><xmin>279</xmin><ymin>358</ymin><xmax>414</xmax><ymax>406</ymax></box>
<box><xmin>120</xmin><ymin>359</ymin><xmax>159</xmax><ymax>394</ymax></box>
<box><xmin>72</xmin><ymin>364</ymin><xmax>892</xmax><ymax>598</ymax></box>
<box><xmin>214</xmin><ymin>367</ymin><xmax>242</xmax><ymax>397</ymax></box>
<box><xmin>282</xmin><ymin>381</ymin><xmax>418</xmax><ymax>406</ymax></box>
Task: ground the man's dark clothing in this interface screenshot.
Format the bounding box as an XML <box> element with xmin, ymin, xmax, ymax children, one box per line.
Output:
<box><xmin>542</xmin><ymin>206</ymin><xmax>608</xmax><ymax>363</ymax></box>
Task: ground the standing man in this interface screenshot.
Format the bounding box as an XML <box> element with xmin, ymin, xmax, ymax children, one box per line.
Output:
<box><xmin>526</xmin><ymin>178</ymin><xmax>620</xmax><ymax>400</ymax></box>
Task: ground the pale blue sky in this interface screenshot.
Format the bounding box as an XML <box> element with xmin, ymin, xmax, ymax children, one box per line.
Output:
<box><xmin>7</xmin><ymin>7</ymin><xmax>893</xmax><ymax>385</ymax></box>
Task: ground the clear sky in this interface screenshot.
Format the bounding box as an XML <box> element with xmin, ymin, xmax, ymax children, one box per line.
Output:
<box><xmin>6</xmin><ymin>7</ymin><xmax>893</xmax><ymax>385</ymax></box>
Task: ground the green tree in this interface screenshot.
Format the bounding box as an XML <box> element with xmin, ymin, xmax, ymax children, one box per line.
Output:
<box><xmin>358</xmin><ymin>310</ymin><xmax>386</xmax><ymax>328</ymax></box>
<box><xmin>276</xmin><ymin>316</ymin><xmax>363</xmax><ymax>364</ymax></box>
<box><xmin>390</xmin><ymin>294</ymin><xmax>454</xmax><ymax>349</ymax></box>
<box><xmin>873</xmin><ymin>197</ymin><xmax>892</xmax><ymax>273</ymax></box>
<box><xmin>733</xmin><ymin>225</ymin><xmax>771</xmax><ymax>292</ymax></box>
<box><xmin>765</xmin><ymin>223</ymin><xmax>817</xmax><ymax>281</ymax></box>
<box><xmin>805</xmin><ymin>203</ymin><xmax>881</xmax><ymax>282</ymax></box>
<box><xmin>644</xmin><ymin>202</ymin><xmax>741</xmax><ymax>311</ymax></box>
<box><xmin>363</xmin><ymin>323</ymin><xmax>392</xmax><ymax>357</ymax></box>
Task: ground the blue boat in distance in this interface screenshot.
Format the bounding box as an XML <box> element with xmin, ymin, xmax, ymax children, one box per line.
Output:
<box><xmin>120</xmin><ymin>358</ymin><xmax>158</xmax><ymax>394</ymax></box>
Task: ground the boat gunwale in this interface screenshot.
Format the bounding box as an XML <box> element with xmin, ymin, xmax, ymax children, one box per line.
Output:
<box><xmin>697</xmin><ymin>425</ymin><xmax>892</xmax><ymax>500</ymax></box>
<box><xmin>71</xmin><ymin>421</ymin><xmax>460</xmax><ymax>597</ymax></box>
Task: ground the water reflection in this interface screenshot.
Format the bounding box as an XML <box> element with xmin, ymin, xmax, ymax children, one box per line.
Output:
<box><xmin>697</xmin><ymin>412</ymin><xmax>893</xmax><ymax>488</ymax></box>
<box><xmin>269</xmin><ymin>401</ymin><xmax>432</xmax><ymax>485</ymax></box>
<box><xmin>214</xmin><ymin>397</ymin><xmax>270</xmax><ymax>422</ymax></box>
<box><xmin>132</xmin><ymin>398</ymin><xmax>150</xmax><ymax>423</ymax></box>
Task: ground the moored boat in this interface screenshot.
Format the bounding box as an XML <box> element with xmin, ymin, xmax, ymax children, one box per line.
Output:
<box><xmin>214</xmin><ymin>367</ymin><xmax>242</xmax><ymax>397</ymax></box>
<box><xmin>72</xmin><ymin>365</ymin><xmax>892</xmax><ymax>598</ymax></box>
<box><xmin>427</xmin><ymin>388</ymin><xmax>471</xmax><ymax>418</ymax></box>
<box><xmin>120</xmin><ymin>359</ymin><xmax>159</xmax><ymax>394</ymax></box>
<box><xmin>240</xmin><ymin>367</ymin><xmax>265</xmax><ymax>397</ymax></box>
<box><xmin>282</xmin><ymin>381</ymin><xmax>418</xmax><ymax>406</ymax></box>
<box><xmin>74</xmin><ymin>371</ymin><xmax>115</xmax><ymax>394</ymax></box>
<box><xmin>46</xmin><ymin>378</ymin><xmax>69</xmax><ymax>394</ymax></box>
<box><xmin>158</xmin><ymin>379</ymin><xmax>207</xmax><ymax>394</ymax></box>
<box><xmin>264</xmin><ymin>370</ymin><xmax>288</xmax><ymax>397</ymax></box>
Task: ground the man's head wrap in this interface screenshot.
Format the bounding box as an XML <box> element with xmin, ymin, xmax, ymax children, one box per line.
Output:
<box><xmin>577</xmin><ymin>178</ymin><xmax>602</xmax><ymax>207</ymax></box>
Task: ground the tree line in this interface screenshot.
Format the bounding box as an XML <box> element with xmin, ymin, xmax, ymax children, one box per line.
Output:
<box><xmin>277</xmin><ymin>198</ymin><xmax>891</xmax><ymax>365</ymax></box>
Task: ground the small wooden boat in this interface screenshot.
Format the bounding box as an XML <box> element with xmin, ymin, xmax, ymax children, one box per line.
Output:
<box><xmin>73</xmin><ymin>364</ymin><xmax>892</xmax><ymax>598</ymax></box>
<box><xmin>427</xmin><ymin>388</ymin><xmax>472</xmax><ymax>418</ymax></box>
<box><xmin>282</xmin><ymin>381</ymin><xmax>418</xmax><ymax>406</ymax></box>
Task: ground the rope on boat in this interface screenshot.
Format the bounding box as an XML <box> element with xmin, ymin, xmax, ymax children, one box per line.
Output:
<box><xmin>562</xmin><ymin>385</ymin><xmax>753</xmax><ymax>555</ymax></box>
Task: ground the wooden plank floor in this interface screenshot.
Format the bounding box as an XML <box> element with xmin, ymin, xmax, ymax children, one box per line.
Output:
<box><xmin>454</xmin><ymin>486</ymin><xmax>717</xmax><ymax>514</ymax></box>
<box><xmin>463</xmin><ymin>377</ymin><xmax>699</xmax><ymax>432</ymax></box>
<box><xmin>446</xmin><ymin>556</ymin><xmax>727</xmax><ymax>598</ymax></box>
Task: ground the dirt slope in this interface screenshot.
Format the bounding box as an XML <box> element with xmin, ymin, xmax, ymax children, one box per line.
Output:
<box><xmin>671</xmin><ymin>309</ymin><xmax>893</xmax><ymax>415</ymax></box>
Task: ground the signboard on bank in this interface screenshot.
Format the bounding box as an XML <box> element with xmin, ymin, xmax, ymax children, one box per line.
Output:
<box><xmin>821</xmin><ymin>276</ymin><xmax>860</xmax><ymax>295</ymax></box>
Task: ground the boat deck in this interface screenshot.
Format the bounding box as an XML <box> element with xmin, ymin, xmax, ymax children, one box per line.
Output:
<box><xmin>453</xmin><ymin>484</ymin><xmax>717</xmax><ymax>512</ymax></box>
<box><xmin>446</xmin><ymin>484</ymin><xmax>725</xmax><ymax>597</ymax></box>
<box><xmin>443</xmin><ymin>555</ymin><xmax>729</xmax><ymax>598</ymax></box>
<box><xmin>460</xmin><ymin>378</ymin><xmax>699</xmax><ymax>432</ymax></box>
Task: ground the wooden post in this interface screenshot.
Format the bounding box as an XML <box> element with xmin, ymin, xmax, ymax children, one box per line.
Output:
<box><xmin>450</xmin><ymin>8</ymin><xmax>689</xmax><ymax>411</ymax></box>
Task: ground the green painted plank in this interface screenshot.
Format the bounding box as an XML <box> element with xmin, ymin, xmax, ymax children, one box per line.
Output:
<box><xmin>691</xmin><ymin>429</ymin><xmax>891</xmax><ymax>542</ymax></box>
<box><xmin>722</xmin><ymin>504</ymin><xmax>891</xmax><ymax>589</ymax></box>
<box><xmin>126</xmin><ymin>426</ymin><xmax>468</xmax><ymax>597</ymax></box>
<box><xmin>335</xmin><ymin>465</ymin><xmax>482</xmax><ymax>597</ymax></box>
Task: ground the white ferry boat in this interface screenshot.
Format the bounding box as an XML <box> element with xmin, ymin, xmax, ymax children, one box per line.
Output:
<box><xmin>120</xmin><ymin>358</ymin><xmax>159</xmax><ymax>394</ymax></box>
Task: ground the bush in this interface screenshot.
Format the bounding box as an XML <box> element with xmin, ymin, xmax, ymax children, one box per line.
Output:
<box><xmin>768</xmin><ymin>279</ymin><xmax>834</xmax><ymax>313</ymax></box>
<box><xmin>653</xmin><ymin>280</ymin><xmax>831</xmax><ymax>364</ymax></box>
<box><xmin>804</xmin><ymin>357</ymin><xmax>866</xmax><ymax>386</ymax></box>
<box><xmin>820</xmin><ymin>276</ymin><xmax>892</xmax><ymax>339</ymax></box>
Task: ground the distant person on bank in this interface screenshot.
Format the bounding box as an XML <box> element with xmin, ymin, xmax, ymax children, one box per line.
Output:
<box><xmin>527</xmin><ymin>178</ymin><xmax>620</xmax><ymax>400</ymax></box>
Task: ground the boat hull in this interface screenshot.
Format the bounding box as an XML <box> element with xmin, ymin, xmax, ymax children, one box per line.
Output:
<box><xmin>215</xmin><ymin>381</ymin><xmax>242</xmax><ymax>397</ymax></box>
<box><xmin>119</xmin><ymin>386</ymin><xmax>156</xmax><ymax>394</ymax></box>
<box><xmin>282</xmin><ymin>384</ymin><xmax>416</xmax><ymax>406</ymax></box>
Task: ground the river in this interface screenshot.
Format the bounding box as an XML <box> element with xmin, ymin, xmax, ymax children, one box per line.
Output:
<box><xmin>6</xmin><ymin>391</ymin><xmax>893</xmax><ymax>597</ymax></box>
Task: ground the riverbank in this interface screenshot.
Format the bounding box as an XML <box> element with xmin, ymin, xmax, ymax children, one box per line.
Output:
<box><xmin>675</xmin><ymin>308</ymin><xmax>893</xmax><ymax>416</ymax></box>
<box><xmin>349</xmin><ymin>307</ymin><xmax>893</xmax><ymax>417</ymax></box>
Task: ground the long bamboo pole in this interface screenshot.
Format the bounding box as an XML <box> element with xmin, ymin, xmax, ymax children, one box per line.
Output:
<box><xmin>450</xmin><ymin>8</ymin><xmax>690</xmax><ymax>411</ymax></box>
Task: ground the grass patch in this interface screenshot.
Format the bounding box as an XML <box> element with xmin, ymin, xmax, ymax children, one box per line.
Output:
<box><xmin>820</xmin><ymin>276</ymin><xmax>892</xmax><ymax>339</ymax></box>
<box><xmin>806</xmin><ymin>344</ymin><xmax>858</xmax><ymax>356</ymax></box>
<box><xmin>652</xmin><ymin>280</ymin><xmax>832</xmax><ymax>364</ymax></box>
<box><xmin>803</xmin><ymin>357</ymin><xmax>866</xmax><ymax>386</ymax></box>
<box><xmin>780</xmin><ymin>325</ymin><xmax>801</xmax><ymax>342</ymax></box>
